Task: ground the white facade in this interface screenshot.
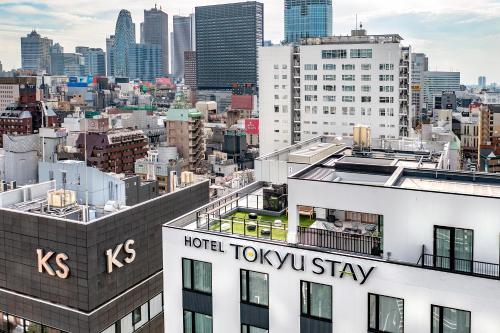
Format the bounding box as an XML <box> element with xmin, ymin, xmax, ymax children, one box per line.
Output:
<box><xmin>259</xmin><ymin>34</ymin><xmax>410</xmax><ymax>156</ymax></box>
<box><xmin>163</xmin><ymin>160</ymin><xmax>500</xmax><ymax>333</ymax></box>
<box><xmin>0</xmin><ymin>84</ymin><xmax>19</xmax><ymax>111</ymax></box>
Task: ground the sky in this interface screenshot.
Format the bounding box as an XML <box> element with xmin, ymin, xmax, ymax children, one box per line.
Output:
<box><xmin>0</xmin><ymin>0</ymin><xmax>499</xmax><ymax>84</ymax></box>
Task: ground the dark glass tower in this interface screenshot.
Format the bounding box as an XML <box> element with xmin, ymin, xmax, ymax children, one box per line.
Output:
<box><xmin>113</xmin><ymin>9</ymin><xmax>136</xmax><ymax>77</ymax></box>
<box><xmin>284</xmin><ymin>0</ymin><xmax>332</xmax><ymax>43</ymax></box>
<box><xmin>195</xmin><ymin>1</ymin><xmax>264</xmax><ymax>90</ymax></box>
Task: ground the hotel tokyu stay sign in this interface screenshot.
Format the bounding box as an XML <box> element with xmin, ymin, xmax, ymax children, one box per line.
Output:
<box><xmin>184</xmin><ymin>236</ymin><xmax>375</xmax><ymax>285</ymax></box>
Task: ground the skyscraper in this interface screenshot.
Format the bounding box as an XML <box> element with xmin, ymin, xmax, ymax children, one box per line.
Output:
<box><xmin>21</xmin><ymin>30</ymin><xmax>53</xmax><ymax>73</ymax></box>
<box><xmin>411</xmin><ymin>53</ymin><xmax>429</xmax><ymax>120</ymax></box>
<box><xmin>130</xmin><ymin>43</ymin><xmax>163</xmax><ymax>82</ymax></box>
<box><xmin>50</xmin><ymin>43</ymin><xmax>64</xmax><ymax>75</ymax></box>
<box><xmin>195</xmin><ymin>1</ymin><xmax>264</xmax><ymax>90</ymax></box>
<box><xmin>84</xmin><ymin>48</ymin><xmax>106</xmax><ymax>76</ymax></box>
<box><xmin>143</xmin><ymin>5</ymin><xmax>169</xmax><ymax>74</ymax></box>
<box><xmin>172</xmin><ymin>14</ymin><xmax>195</xmax><ymax>80</ymax></box>
<box><xmin>284</xmin><ymin>0</ymin><xmax>332</xmax><ymax>43</ymax></box>
<box><xmin>106</xmin><ymin>35</ymin><xmax>115</xmax><ymax>76</ymax></box>
<box><xmin>422</xmin><ymin>71</ymin><xmax>461</xmax><ymax>112</ymax></box>
<box><xmin>478</xmin><ymin>76</ymin><xmax>487</xmax><ymax>89</ymax></box>
<box><xmin>113</xmin><ymin>9</ymin><xmax>136</xmax><ymax>77</ymax></box>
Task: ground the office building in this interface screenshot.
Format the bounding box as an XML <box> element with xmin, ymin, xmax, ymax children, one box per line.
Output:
<box><xmin>106</xmin><ymin>35</ymin><xmax>115</xmax><ymax>76</ymax></box>
<box><xmin>184</xmin><ymin>51</ymin><xmax>197</xmax><ymax>89</ymax></box>
<box><xmin>50</xmin><ymin>43</ymin><xmax>65</xmax><ymax>75</ymax></box>
<box><xmin>0</xmin><ymin>77</ymin><xmax>36</xmax><ymax>110</ymax></box>
<box><xmin>478</xmin><ymin>76</ymin><xmax>487</xmax><ymax>89</ymax></box>
<box><xmin>143</xmin><ymin>5</ymin><xmax>169</xmax><ymax>75</ymax></box>
<box><xmin>21</xmin><ymin>30</ymin><xmax>53</xmax><ymax>73</ymax></box>
<box><xmin>173</xmin><ymin>15</ymin><xmax>195</xmax><ymax>80</ymax></box>
<box><xmin>113</xmin><ymin>10</ymin><xmax>136</xmax><ymax>77</ymax></box>
<box><xmin>163</xmin><ymin>140</ymin><xmax>500</xmax><ymax>333</ymax></box>
<box><xmin>195</xmin><ymin>1</ymin><xmax>264</xmax><ymax>89</ymax></box>
<box><xmin>77</xmin><ymin>47</ymin><xmax>106</xmax><ymax>76</ymax></box>
<box><xmin>478</xmin><ymin>104</ymin><xmax>500</xmax><ymax>172</ymax></box>
<box><xmin>130</xmin><ymin>43</ymin><xmax>163</xmax><ymax>82</ymax></box>
<box><xmin>259</xmin><ymin>30</ymin><xmax>411</xmax><ymax>156</ymax></box>
<box><xmin>422</xmin><ymin>71</ymin><xmax>460</xmax><ymax>113</ymax></box>
<box><xmin>410</xmin><ymin>53</ymin><xmax>428</xmax><ymax>122</ymax></box>
<box><xmin>284</xmin><ymin>0</ymin><xmax>333</xmax><ymax>43</ymax></box>
<box><xmin>165</xmin><ymin>93</ymin><xmax>205</xmax><ymax>172</ymax></box>
<box><xmin>0</xmin><ymin>177</ymin><xmax>209</xmax><ymax>333</ymax></box>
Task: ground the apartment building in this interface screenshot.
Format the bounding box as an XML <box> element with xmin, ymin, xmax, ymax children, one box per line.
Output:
<box><xmin>259</xmin><ymin>29</ymin><xmax>411</xmax><ymax>156</ymax></box>
<box><xmin>478</xmin><ymin>104</ymin><xmax>500</xmax><ymax>172</ymax></box>
<box><xmin>163</xmin><ymin>144</ymin><xmax>500</xmax><ymax>333</ymax></box>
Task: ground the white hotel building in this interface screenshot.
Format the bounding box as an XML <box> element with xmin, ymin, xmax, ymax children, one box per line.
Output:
<box><xmin>259</xmin><ymin>29</ymin><xmax>411</xmax><ymax>156</ymax></box>
<box><xmin>163</xmin><ymin>143</ymin><xmax>500</xmax><ymax>333</ymax></box>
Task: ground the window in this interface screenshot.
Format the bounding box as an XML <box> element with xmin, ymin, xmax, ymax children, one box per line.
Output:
<box><xmin>379</xmin><ymin>108</ymin><xmax>386</xmax><ymax>117</ymax></box>
<box><xmin>323</xmin><ymin>85</ymin><xmax>335</xmax><ymax>91</ymax></box>
<box><xmin>361</xmin><ymin>75</ymin><xmax>372</xmax><ymax>81</ymax></box>
<box><xmin>184</xmin><ymin>311</ymin><xmax>213</xmax><ymax>333</ymax></box>
<box><xmin>379</xmin><ymin>97</ymin><xmax>394</xmax><ymax>103</ymax></box>
<box><xmin>323</xmin><ymin>64</ymin><xmax>336</xmax><ymax>70</ymax></box>
<box><xmin>434</xmin><ymin>227</ymin><xmax>473</xmax><ymax>272</ymax></box>
<box><xmin>361</xmin><ymin>64</ymin><xmax>372</xmax><ymax>70</ymax></box>
<box><xmin>300</xmin><ymin>281</ymin><xmax>332</xmax><ymax>321</ymax></box>
<box><xmin>323</xmin><ymin>96</ymin><xmax>336</xmax><ymax>102</ymax></box>
<box><xmin>282</xmin><ymin>64</ymin><xmax>287</xmax><ymax>69</ymax></box>
<box><xmin>274</xmin><ymin>106</ymin><xmax>279</xmax><ymax>113</ymax></box>
<box><xmin>132</xmin><ymin>308</ymin><xmax>141</xmax><ymax>326</ymax></box>
<box><xmin>351</xmin><ymin>49</ymin><xmax>373</xmax><ymax>58</ymax></box>
<box><xmin>349</xmin><ymin>107</ymin><xmax>356</xmax><ymax>115</ymax></box>
<box><xmin>379</xmin><ymin>64</ymin><xmax>395</xmax><ymax>70</ymax></box>
<box><xmin>361</xmin><ymin>85</ymin><xmax>371</xmax><ymax>92</ymax></box>
<box><xmin>362</xmin><ymin>96</ymin><xmax>372</xmax><ymax>103</ymax></box>
<box><xmin>183</xmin><ymin>258</ymin><xmax>212</xmax><ymax>294</ymax></box>
<box><xmin>368</xmin><ymin>294</ymin><xmax>404</xmax><ymax>333</ymax></box>
<box><xmin>304</xmin><ymin>75</ymin><xmax>318</xmax><ymax>81</ymax></box>
<box><xmin>322</xmin><ymin>49</ymin><xmax>347</xmax><ymax>59</ymax></box>
<box><xmin>380</xmin><ymin>86</ymin><xmax>394</xmax><ymax>92</ymax></box>
<box><xmin>304</xmin><ymin>95</ymin><xmax>318</xmax><ymax>101</ymax></box>
<box><xmin>342</xmin><ymin>75</ymin><xmax>355</xmax><ymax>81</ymax></box>
<box><xmin>342</xmin><ymin>96</ymin><xmax>355</xmax><ymax>102</ymax></box>
<box><xmin>241</xmin><ymin>325</ymin><xmax>268</xmax><ymax>333</ymax></box>
<box><xmin>150</xmin><ymin>293</ymin><xmax>163</xmax><ymax>319</ymax></box>
<box><xmin>342</xmin><ymin>64</ymin><xmax>355</xmax><ymax>70</ymax></box>
<box><xmin>241</xmin><ymin>269</ymin><xmax>269</xmax><ymax>306</ymax></box>
<box><xmin>304</xmin><ymin>85</ymin><xmax>317</xmax><ymax>91</ymax></box>
<box><xmin>379</xmin><ymin>75</ymin><xmax>394</xmax><ymax>81</ymax></box>
<box><xmin>342</xmin><ymin>85</ymin><xmax>355</xmax><ymax>92</ymax></box>
<box><xmin>431</xmin><ymin>305</ymin><xmax>470</xmax><ymax>333</ymax></box>
<box><xmin>304</xmin><ymin>64</ymin><xmax>317</xmax><ymax>70</ymax></box>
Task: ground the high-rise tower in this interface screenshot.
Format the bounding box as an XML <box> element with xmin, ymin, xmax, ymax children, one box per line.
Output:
<box><xmin>143</xmin><ymin>5</ymin><xmax>169</xmax><ymax>75</ymax></box>
<box><xmin>284</xmin><ymin>0</ymin><xmax>332</xmax><ymax>43</ymax></box>
<box><xmin>172</xmin><ymin>14</ymin><xmax>195</xmax><ymax>80</ymax></box>
<box><xmin>113</xmin><ymin>9</ymin><xmax>136</xmax><ymax>77</ymax></box>
<box><xmin>21</xmin><ymin>30</ymin><xmax>53</xmax><ymax>73</ymax></box>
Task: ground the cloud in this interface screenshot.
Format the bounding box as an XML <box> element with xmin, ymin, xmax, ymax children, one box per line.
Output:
<box><xmin>0</xmin><ymin>0</ymin><xmax>498</xmax><ymax>83</ymax></box>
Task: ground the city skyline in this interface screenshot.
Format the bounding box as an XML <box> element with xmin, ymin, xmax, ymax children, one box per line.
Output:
<box><xmin>0</xmin><ymin>0</ymin><xmax>499</xmax><ymax>83</ymax></box>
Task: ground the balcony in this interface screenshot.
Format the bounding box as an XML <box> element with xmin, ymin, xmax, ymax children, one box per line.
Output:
<box><xmin>418</xmin><ymin>249</ymin><xmax>500</xmax><ymax>280</ymax></box>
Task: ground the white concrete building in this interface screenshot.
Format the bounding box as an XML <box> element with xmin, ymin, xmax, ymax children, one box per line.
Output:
<box><xmin>163</xmin><ymin>150</ymin><xmax>500</xmax><ymax>333</ymax></box>
<box><xmin>259</xmin><ymin>30</ymin><xmax>411</xmax><ymax>156</ymax></box>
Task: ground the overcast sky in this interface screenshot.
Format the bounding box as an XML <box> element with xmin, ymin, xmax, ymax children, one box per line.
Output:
<box><xmin>1</xmin><ymin>0</ymin><xmax>499</xmax><ymax>84</ymax></box>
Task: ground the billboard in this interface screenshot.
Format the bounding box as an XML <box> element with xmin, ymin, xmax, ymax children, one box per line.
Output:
<box><xmin>245</xmin><ymin>118</ymin><xmax>259</xmax><ymax>135</ymax></box>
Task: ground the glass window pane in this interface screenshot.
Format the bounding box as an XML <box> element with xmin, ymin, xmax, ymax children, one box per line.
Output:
<box><xmin>442</xmin><ymin>308</ymin><xmax>470</xmax><ymax>333</ymax></box>
<box><xmin>248</xmin><ymin>271</ymin><xmax>268</xmax><ymax>306</ymax></box>
<box><xmin>193</xmin><ymin>261</ymin><xmax>212</xmax><ymax>293</ymax></box>
<box><xmin>194</xmin><ymin>313</ymin><xmax>212</xmax><ymax>333</ymax></box>
<box><xmin>310</xmin><ymin>283</ymin><xmax>332</xmax><ymax>320</ymax></box>
<box><xmin>120</xmin><ymin>313</ymin><xmax>134</xmax><ymax>333</ymax></box>
<box><xmin>432</xmin><ymin>306</ymin><xmax>441</xmax><ymax>333</ymax></box>
<box><xmin>241</xmin><ymin>270</ymin><xmax>248</xmax><ymax>302</ymax></box>
<box><xmin>150</xmin><ymin>293</ymin><xmax>163</xmax><ymax>319</ymax></box>
<box><xmin>133</xmin><ymin>303</ymin><xmax>148</xmax><ymax>329</ymax></box>
<box><xmin>249</xmin><ymin>326</ymin><xmax>268</xmax><ymax>333</ymax></box>
<box><xmin>7</xmin><ymin>316</ymin><xmax>23</xmax><ymax>333</ymax></box>
<box><xmin>183</xmin><ymin>311</ymin><xmax>193</xmax><ymax>333</ymax></box>
<box><xmin>25</xmin><ymin>321</ymin><xmax>42</xmax><ymax>333</ymax></box>
<box><xmin>378</xmin><ymin>296</ymin><xmax>404</xmax><ymax>333</ymax></box>
<box><xmin>368</xmin><ymin>294</ymin><xmax>377</xmax><ymax>329</ymax></box>
<box><xmin>300</xmin><ymin>282</ymin><xmax>308</xmax><ymax>315</ymax></box>
<box><xmin>183</xmin><ymin>259</ymin><xmax>192</xmax><ymax>289</ymax></box>
<box><xmin>454</xmin><ymin>229</ymin><xmax>473</xmax><ymax>273</ymax></box>
<box><xmin>0</xmin><ymin>313</ymin><xmax>8</xmax><ymax>333</ymax></box>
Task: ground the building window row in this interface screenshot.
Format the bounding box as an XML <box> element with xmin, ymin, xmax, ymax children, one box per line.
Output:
<box><xmin>101</xmin><ymin>292</ymin><xmax>164</xmax><ymax>333</ymax></box>
<box><xmin>0</xmin><ymin>312</ymin><xmax>68</xmax><ymax>333</ymax></box>
<box><xmin>350</xmin><ymin>49</ymin><xmax>373</xmax><ymax>58</ymax></box>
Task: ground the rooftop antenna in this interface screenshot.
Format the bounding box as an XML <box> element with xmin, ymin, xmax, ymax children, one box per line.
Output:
<box><xmin>355</xmin><ymin>14</ymin><xmax>358</xmax><ymax>32</ymax></box>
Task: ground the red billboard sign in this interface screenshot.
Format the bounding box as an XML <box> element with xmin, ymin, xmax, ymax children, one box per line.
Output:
<box><xmin>245</xmin><ymin>118</ymin><xmax>259</xmax><ymax>135</ymax></box>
